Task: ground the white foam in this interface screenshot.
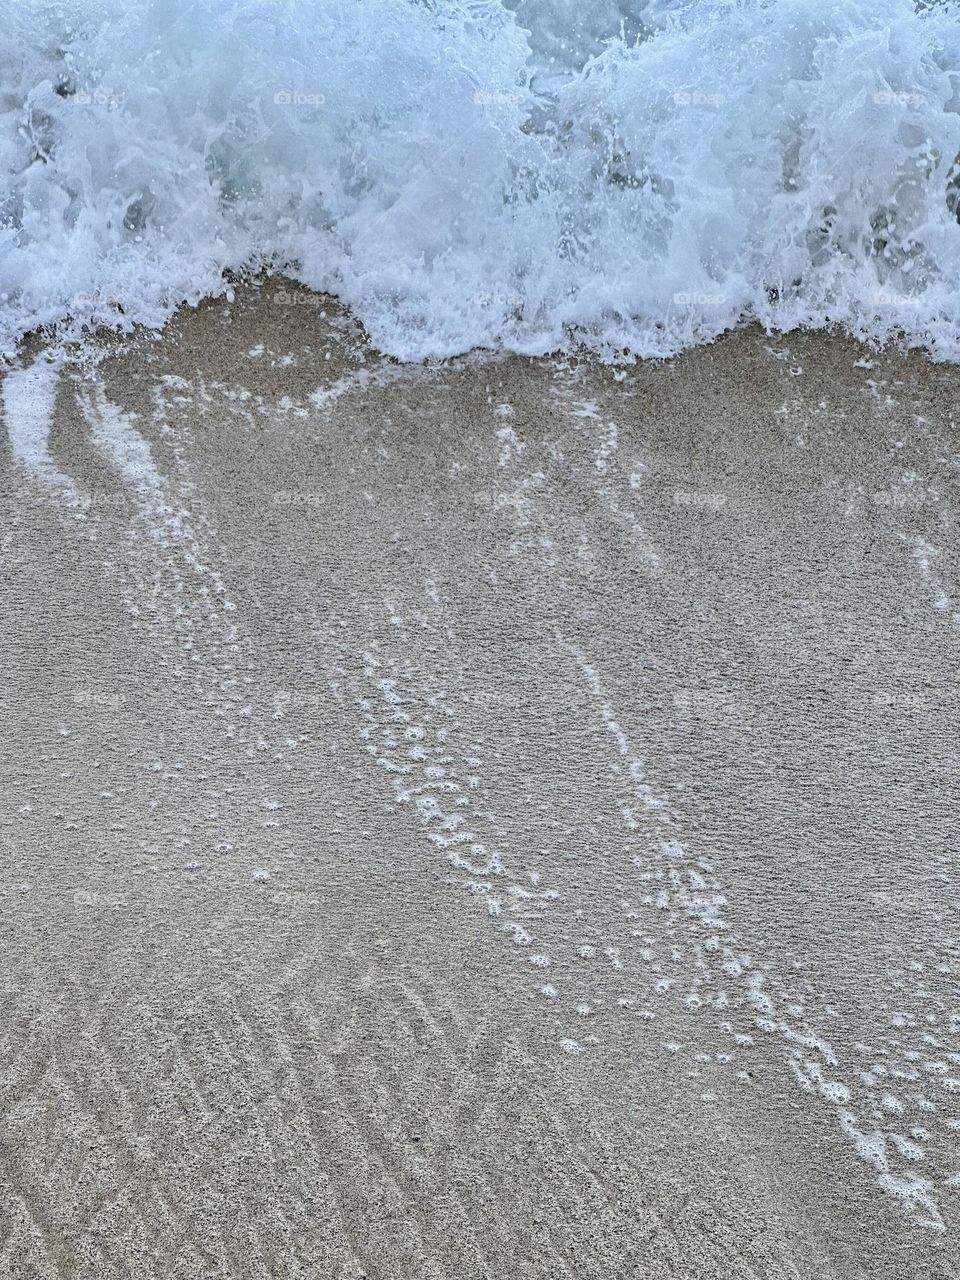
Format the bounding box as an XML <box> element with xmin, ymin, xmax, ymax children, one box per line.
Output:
<box><xmin>3</xmin><ymin>0</ymin><xmax>960</xmax><ymax>362</ymax></box>
<box><xmin>1</xmin><ymin>359</ymin><xmax>75</xmax><ymax>494</ymax></box>
<box><xmin>78</xmin><ymin>381</ymin><xmax>161</xmax><ymax>493</ymax></box>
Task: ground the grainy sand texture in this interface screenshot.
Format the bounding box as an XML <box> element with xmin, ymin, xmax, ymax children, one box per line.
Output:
<box><xmin>1</xmin><ymin>286</ymin><xmax>959</xmax><ymax>1279</ymax></box>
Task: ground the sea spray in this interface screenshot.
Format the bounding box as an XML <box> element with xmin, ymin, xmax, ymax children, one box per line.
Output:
<box><xmin>1</xmin><ymin>0</ymin><xmax>959</xmax><ymax>361</ymax></box>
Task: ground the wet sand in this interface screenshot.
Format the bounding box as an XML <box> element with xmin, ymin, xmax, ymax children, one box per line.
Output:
<box><xmin>1</xmin><ymin>286</ymin><xmax>959</xmax><ymax>1279</ymax></box>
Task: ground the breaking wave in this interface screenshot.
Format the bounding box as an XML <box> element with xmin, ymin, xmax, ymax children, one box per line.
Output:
<box><xmin>2</xmin><ymin>0</ymin><xmax>960</xmax><ymax>361</ymax></box>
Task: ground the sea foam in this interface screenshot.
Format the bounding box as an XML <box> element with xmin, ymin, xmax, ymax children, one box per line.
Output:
<box><xmin>2</xmin><ymin>0</ymin><xmax>960</xmax><ymax>361</ymax></box>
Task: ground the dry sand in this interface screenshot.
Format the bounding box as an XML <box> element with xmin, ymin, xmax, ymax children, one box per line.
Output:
<box><xmin>1</xmin><ymin>285</ymin><xmax>959</xmax><ymax>1279</ymax></box>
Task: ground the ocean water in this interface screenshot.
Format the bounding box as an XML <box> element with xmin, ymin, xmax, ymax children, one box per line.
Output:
<box><xmin>2</xmin><ymin>0</ymin><xmax>960</xmax><ymax>362</ymax></box>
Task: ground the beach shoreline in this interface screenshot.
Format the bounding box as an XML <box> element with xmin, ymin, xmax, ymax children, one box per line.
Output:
<box><xmin>1</xmin><ymin>288</ymin><xmax>958</xmax><ymax>1278</ymax></box>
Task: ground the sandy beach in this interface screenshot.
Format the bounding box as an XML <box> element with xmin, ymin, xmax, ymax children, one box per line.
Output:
<box><xmin>1</xmin><ymin>285</ymin><xmax>959</xmax><ymax>1279</ymax></box>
